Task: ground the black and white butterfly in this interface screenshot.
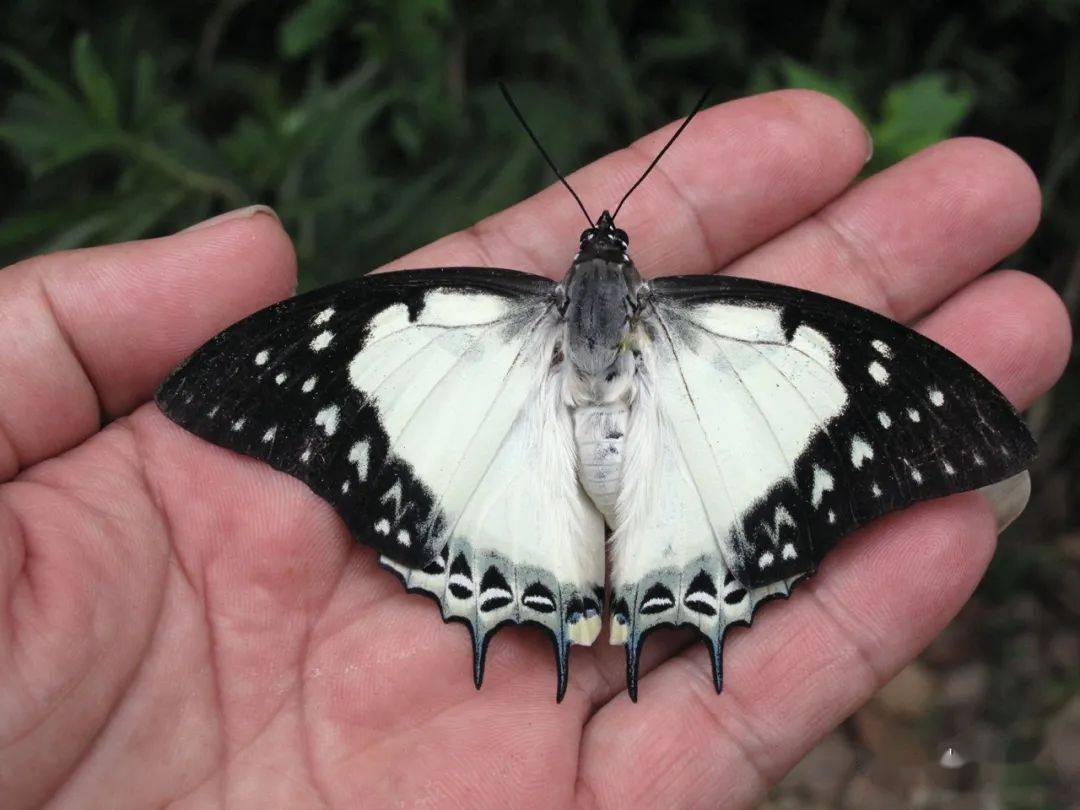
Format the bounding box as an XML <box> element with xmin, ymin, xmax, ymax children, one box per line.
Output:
<box><xmin>156</xmin><ymin>88</ymin><xmax>1035</xmax><ymax>702</ymax></box>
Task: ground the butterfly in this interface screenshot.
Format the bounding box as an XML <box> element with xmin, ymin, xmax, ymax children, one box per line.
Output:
<box><xmin>156</xmin><ymin>86</ymin><xmax>1035</xmax><ymax>702</ymax></box>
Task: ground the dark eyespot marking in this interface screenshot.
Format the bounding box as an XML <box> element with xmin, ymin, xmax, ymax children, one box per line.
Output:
<box><xmin>448</xmin><ymin>553</ymin><xmax>474</xmax><ymax>599</ymax></box>
<box><xmin>522</xmin><ymin>582</ymin><xmax>556</xmax><ymax>613</ymax></box>
<box><xmin>583</xmin><ymin>595</ymin><xmax>601</xmax><ymax>617</ymax></box>
<box><xmin>639</xmin><ymin>582</ymin><xmax>675</xmax><ymax>614</ymax></box>
<box><xmin>479</xmin><ymin>566</ymin><xmax>513</xmax><ymax>612</ymax></box>
<box><xmin>611</xmin><ymin>597</ymin><xmax>629</xmax><ymax>624</ymax></box>
<box><xmin>724</xmin><ymin>588</ymin><xmax>748</xmax><ymax>605</ymax></box>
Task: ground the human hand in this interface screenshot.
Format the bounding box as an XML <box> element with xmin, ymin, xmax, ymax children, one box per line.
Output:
<box><xmin>0</xmin><ymin>90</ymin><xmax>1069</xmax><ymax>808</ymax></box>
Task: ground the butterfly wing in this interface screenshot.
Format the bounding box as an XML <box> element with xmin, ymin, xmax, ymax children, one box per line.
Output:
<box><xmin>156</xmin><ymin>268</ymin><xmax>605</xmax><ymax>698</ymax></box>
<box><xmin>609</xmin><ymin>273</ymin><xmax>1035</xmax><ymax>698</ymax></box>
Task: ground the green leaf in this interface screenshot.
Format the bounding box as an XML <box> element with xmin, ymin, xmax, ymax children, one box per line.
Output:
<box><xmin>0</xmin><ymin>47</ymin><xmax>81</xmax><ymax>114</ymax></box>
<box><xmin>391</xmin><ymin>112</ymin><xmax>423</xmax><ymax>158</ymax></box>
<box><xmin>131</xmin><ymin>52</ymin><xmax>156</xmax><ymax>130</ymax></box>
<box><xmin>278</xmin><ymin>0</ymin><xmax>351</xmax><ymax>59</ymax></box>
<box><xmin>71</xmin><ymin>32</ymin><xmax>119</xmax><ymax>126</ymax></box>
<box><xmin>871</xmin><ymin>73</ymin><xmax>974</xmax><ymax>166</ymax></box>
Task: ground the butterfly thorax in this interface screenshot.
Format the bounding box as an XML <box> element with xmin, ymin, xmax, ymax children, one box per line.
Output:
<box><xmin>559</xmin><ymin>212</ymin><xmax>643</xmax><ymax>402</ymax></box>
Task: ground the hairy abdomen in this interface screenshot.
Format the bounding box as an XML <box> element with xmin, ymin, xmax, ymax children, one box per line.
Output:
<box><xmin>573</xmin><ymin>403</ymin><xmax>628</xmax><ymax>525</ymax></box>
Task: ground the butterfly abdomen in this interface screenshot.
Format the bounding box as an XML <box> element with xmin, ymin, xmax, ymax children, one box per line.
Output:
<box><xmin>573</xmin><ymin>403</ymin><xmax>629</xmax><ymax>524</ymax></box>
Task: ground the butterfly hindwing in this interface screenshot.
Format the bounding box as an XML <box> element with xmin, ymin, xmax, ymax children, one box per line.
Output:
<box><xmin>606</xmin><ymin>273</ymin><xmax>1035</xmax><ymax>698</ymax></box>
<box><xmin>607</xmin><ymin>367</ymin><xmax>805</xmax><ymax>699</ymax></box>
<box><xmin>379</xmin><ymin>359</ymin><xmax>606</xmax><ymax>699</ymax></box>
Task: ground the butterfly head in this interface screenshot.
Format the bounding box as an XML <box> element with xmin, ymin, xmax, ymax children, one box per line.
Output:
<box><xmin>577</xmin><ymin>210</ymin><xmax>630</xmax><ymax>264</ymax></box>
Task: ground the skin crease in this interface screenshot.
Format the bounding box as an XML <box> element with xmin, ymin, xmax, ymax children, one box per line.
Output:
<box><xmin>0</xmin><ymin>90</ymin><xmax>1071</xmax><ymax>808</ymax></box>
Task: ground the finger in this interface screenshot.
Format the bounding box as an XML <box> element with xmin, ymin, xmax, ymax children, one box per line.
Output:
<box><xmin>576</xmin><ymin>269</ymin><xmax>1068</xmax><ymax>807</ymax></box>
<box><xmin>917</xmin><ymin>269</ymin><xmax>1070</xmax><ymax>534</ymax></box>
<box><xmin>0</xmin><ymin>208</ymin><xmax>296</xmax><ymax>481</ymax></box>
<box><xmin>914</xmin><ymin>270</ymin><xmax>1071</xmax><ymax>405</ymax></box>
<box><xmin>381</xmin><ymin>90</ymin><xmax>870</xmax><ymax>279</ymax></box>
<box><xmin>580</xmin><ymin>495</ymin><xmax>995</xmax><ymax>808</ymax></box>
<box><xmin>726</xmin><ymin>137</ymin><xmax>1042</xmax><ymax>321</ymax></box>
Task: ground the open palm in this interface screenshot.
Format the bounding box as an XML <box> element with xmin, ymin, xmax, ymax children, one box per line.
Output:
<box><xmin>0</xmin><ymin>91</ymin><xmax>1070</xmax><ymax>808</ymax></box>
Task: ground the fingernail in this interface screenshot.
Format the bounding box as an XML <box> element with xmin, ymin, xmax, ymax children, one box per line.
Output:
<box><xmin>978</xmin><ymin>470</ymin><xmax>1031</xmax><ymax>533</ymax></box>
<box><xmin>862</xmin><ymin>124</ymin><xmax>875</xmax><ymax>164</ymax></box>
<box><xmin>181</xmin><ymin>204</ymin><xmax>279</xmax><ymax>234</ymax></box>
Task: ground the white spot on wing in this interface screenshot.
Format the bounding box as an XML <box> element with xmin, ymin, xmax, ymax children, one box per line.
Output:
<box><xmin>310</xmin><ymin>330</ymin><xmax>334</xmax><ymax>352</ymax></box>
<box><xmin>758</xmin><ymin>551</ymin><xmax>775</xmax><ymax>569</ymax></box>
<box><xmin>482</xmin><ymin>586</ymin><xmax>513</xmax><ymax>604</ymax></box>
<box><xmin>943</xmin><ymin>460</ymin><xmax>955</xmax><ymax>475</ymax></box>
<box><xmin>231</xmin><ymin>418</ymin><xmax>246</xmax><ymax>431</ymax></box>
<box><xmin>275</xmin><ymin>372</ymin><xmax>287</xmax><ymax>385</ymax></box>
<box><xmin>791</xmin><ymin>324</ymin><xmax>838</xmax><ymax>368</ymax></box>
<box><xmin>315</xmin><ymin>405</ymin><xmax>340</xmax><ymax>436</ymax></box>
<box><xmin>641</xmin><ymin>596</ymin><xmax>674</xmax><ymax>612</ymax></box>
<box><xmin>348</xmin><ymin>440</ymin><xmax>370</xmax><ymax>481</ymax></box>
<box><xmin>313</xmin><ymin>307</ymin><xmax>335</xmax><ymax>325</ymax></box>
<box><xmin>302</xmin><ymin>376</ymin><xmax>317</xmax><ymax>393</ymax></box>
<box><xmin>523</xmin><ymin>594</ymin><xmax>553</xmax><ymax>610</ymax></box>
<box><xmin>374</xmin><ymin>518</ymin><xmax>390</xmax><ymax>535</ymax></box>
<box><xmin>872</xmin><ymin>482</ymin><xmax>882</xmax><ymax>497</ymax></box>
<box><xmin>262</xmin><ymin>426</ymin><xmax>276</xmax><ymax>442</ymax></box>
<box><xmin>827</xmin><ymin>510</ymin><xmax>836</xmax><ymax>524</ymax></box>
<box><xmin>907</xmin><ymin>408</ymin><xmax>921</xmax><ymax>423</ymax></box>
<box><xmin>396</xmin><ymin>529</ymin><xmax>411</xmax><ymax>547</ymax></box>
<box><xmin>448</xmin><ymin>574</ymin><xmax>473</xmax><ymax>595</ymax></box>
<box><xmin>851</xmin><ymin>436</ymin><xmax>874</xmax><ymax>468</ymax></box>
<box><xmin>300</xmin><ymin>448</ymin><xmax>311</xmax><ymax>463</ymax></box>
<box><xmin>929</xmin><ymin>389</ymin><xmax>945</xmax><ymax>407</ymax></box>
<box><xmin>811</xmin><ymin>465</ymin><xmax>834</xmax><ymax>508</ymax></box>
<box><xmin>878</xmin><ymin>411</ymin><xmax>892</xmax><ymax>429</ymax></box>
<box><xmin>685</xmin><ymin>591</ymin><xmax>718</xmax><ymax>612</ymax></box>
<box><xmin>868</xmin><ymin>360</ymin><xmax>889</xmax><ymax>384</ymax></box>
<box><xmin>781</xmin><ymin>543</ymin><xmax>797</xmax><ymax>560</ymax></box>
<box><xmin>871</xmin><ymin>339</ymin><xmax>893</xmax><ymax>358</ymax></box>
<box><xmin>417</xmin><ymin>290</ymin><xmax>510</xmax><ymax>326</ymax></box>
<box><xmin>341</xmin><ymin>481</ymin><xmax>350</xmax><ymax>493</ymax></box>
<box><xmin>254</xmin><ymin>350</ymin><xmax>269</xmax><ymax>366</ymax></box>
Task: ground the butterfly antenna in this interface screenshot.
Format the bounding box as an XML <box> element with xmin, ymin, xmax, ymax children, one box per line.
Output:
<box><xmin>612</xmin><ymin>84</ymin><xmax>715</xmax><ymax>220</ymax></box>
<box><xmin>498</xmin><ymin>81</ymin><xmax>594</xmax><ymax>227</ymax></box>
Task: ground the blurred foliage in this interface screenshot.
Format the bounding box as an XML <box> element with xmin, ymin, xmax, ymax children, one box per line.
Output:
<box><xmin>1</xmin><ymin>0</ymin><xmax>1078</xmax><ymax>800</ymax></box>
<box><xmin>3</xmin><ymin>1</ymin><xmax>1077</xmax><ymax>285</ymax></box>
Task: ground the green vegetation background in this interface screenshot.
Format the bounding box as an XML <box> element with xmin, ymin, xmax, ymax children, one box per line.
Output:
<box><xmin>1</xmin><ymin>1</ymin><xmax>1077</xmax><ymax>802</ymax></box>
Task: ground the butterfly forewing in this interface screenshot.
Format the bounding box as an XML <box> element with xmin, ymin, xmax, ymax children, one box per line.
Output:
<box><xmin>648</xmin><ymin>273</ymin><xmax>1033</xmax><ymax>583</ymax></box>
<box><xmin>157</xmin><ymin>268</ymin><xmax>554</xmax><ymax>567</ymax></box>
